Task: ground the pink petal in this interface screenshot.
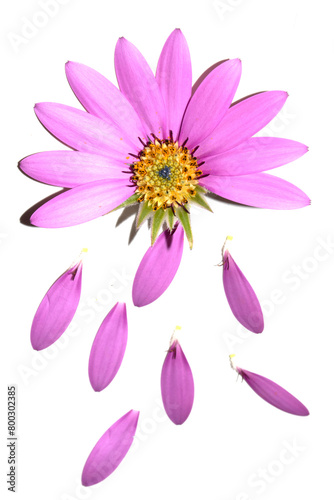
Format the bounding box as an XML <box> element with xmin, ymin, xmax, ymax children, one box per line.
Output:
<box><xmin>223</xmin><ymin>250</ymin><xmax>264</xmax><ymax>333</ymax></box>
<box><xmin>237</xmin><ymin>367</ymin><xmax>309</xmax><ymax>416</ymax></box>
<box><xmin>82</xmin><ymin>409</ymin><xmax>140</xmax><ymax>486</ymax></box>
<box><xmin>115</xmin><ymin>37</ymin><xmax>166</xmax><ymax>138</ymax></box>
<box><xmin>161</xmin><ymin>339</ymin><xmax>194</xmax><ymax>425</ymax></box>
<box><xmin>156</xmin><ymin>29</ymin><xmax>192</xmax><ymax>138</ymax></box>
<box><xmin>31</xmin><ymin>259</ymin><xmax>82</xmax><ymax>350</ymax></box>
<box><xmin>35</xmin><ymin>102</ymin><xmax>133</xmax><ymax>160</ymax></box>
<box><xmin>89</xmin><ymin>303</ymin><xmax>128</xmax><ymax>392</ymax></box>
<box><xmin>30</xmin><ymin>178</ymin><xmax>133</xmax><ymax>228</ymax></box>
<box><xmin>200</xmin><ymin>172</ymin><xmax>310</xmax><ymax>209</ymax></box>
<box><xmin>65</xmin><ymin>61</ymin><xmax>145</xmax><ymax>147</ymax></box>
<box><xmin>20</xmin><ymin>151</ymin><xmax>129</xmax><ymax>188</ymax></box>
<box><xmin>132</xmin><ymin>226</ymin><xmax>184</xmax><ymax>307</ymax></box>
<box><xmin>179</xmin><ymin>59</ymin><xmax>241</xmax><ymax>149</ymax></box>
<box><xmin>198</xmin><ymin>91</ymin><xmax>288</xmax><ymax>158</ymax></box>
<box><xmin>202</xmin><ymin>138</ymin><xmax>308</xmax><ymax>176</ymax></box>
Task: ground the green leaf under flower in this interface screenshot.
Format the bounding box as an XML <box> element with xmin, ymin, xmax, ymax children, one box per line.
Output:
<box><xmin>166</xmin><ymin>209</ymin><xmax>175</xmax><ymax>230</ymax></box>
<box><xmin>109</xmin><ymin>193</ymin><xmax>139</xmax><ymax>213</ymax></box>
<box><xmin>176</xmin><ymin>207</ymin><xmax>193</xmax><ymax>249</ymax></box>
<box><xmin>151</xmin><ymin>209</ymin><xmax>165</xmax><ymax>245</ymax></box>
<box><xmin>191</xmin><ymin>191</ymin><xmax>213</xmax><ymax>212</ymax></box>
<box><xmin>136</xmin><ymin>201</ymin><xmax>153</xmax><ymax>228</ymax></box>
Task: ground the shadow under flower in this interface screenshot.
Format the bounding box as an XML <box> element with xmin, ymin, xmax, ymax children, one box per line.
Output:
<box><xmin>20</xmin><ymin>188</ymin><xmax>70</xmax><ymax>227</ymax></box>
<box><xmin>115</xmin><ymin>204</ymin><xmax>141</xmax><ymax>245</ymax></box>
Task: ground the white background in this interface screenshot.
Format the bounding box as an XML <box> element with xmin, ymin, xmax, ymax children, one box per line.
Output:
<box><xmin>1</xmin><ymin>0</ymin><xmax>333</xmax><ymax>499</ymax></box>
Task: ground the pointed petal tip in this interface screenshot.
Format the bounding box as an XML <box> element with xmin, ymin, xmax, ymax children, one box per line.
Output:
<box><xmin>172</xmin><ymin>27</ymin><xmax>184</xmax><ymax>37</ymax></box>
<box><xmin>252</xmin><ymin>322</ymin><xmax>264</xmax><ymax>334</ymax></box>
<box><xmin>116</xmin><ymin>36</ymin><xmax>126</xmax><ymax>46</ymax></box>
<box><xmin>81</xmin><ymin>409</ymin><xmax>140</xmax><ymax>486</ymax></box>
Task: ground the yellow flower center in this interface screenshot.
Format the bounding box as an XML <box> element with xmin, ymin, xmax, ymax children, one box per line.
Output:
<box><xmin>131</xmin><ymin>139</ymin><xmax>203</xmax><ymax>211</ymax></box>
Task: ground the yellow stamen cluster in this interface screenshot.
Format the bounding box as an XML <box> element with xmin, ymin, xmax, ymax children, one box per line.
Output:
<box><xmin>131</xmin><ymin>140</ymin><xmax>202</xmax><ymax>211</ymax></box>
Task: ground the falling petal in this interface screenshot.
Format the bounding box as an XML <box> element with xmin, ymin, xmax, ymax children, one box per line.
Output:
<box><xmin>161</xmin><ymin>334</ymin><xmax>194</xmax><ymax>425</ymax></box>
<box><xmin>31</xmin><ymin>253</ymin><xmax>84</xmax><ymax>350</ymax></box>
<box><xmin>223</xmin><ymin>249</ymin><xmax>264</xmax><ymax>333</ymax></box>
<box><xmin>236</xmin><ymin>366</ymin><xmax>309</xmax><ymax>416</ymax></box>
<box><xmin>89</xmin><ymin>303</ymin><xmax>128</xmax><ymax>392</ymax></box>
<box><xmin>81</xmin><ymin>409</ymin><xmax>140</xmax><ymax>486</ymax></box>
<box><xmin>132</xmin><ymin>226</ymin><xmax>184</xmax><ymax>307</ymax></box>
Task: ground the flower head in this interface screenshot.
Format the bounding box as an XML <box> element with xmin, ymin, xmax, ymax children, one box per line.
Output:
<box><xmin>30</xmin><ymin>249</ymin><xmax>85</xmax><ymax>350</ymax></box>
<box><xmin>20</xmin><ymin>29</ymin><xmax>309</xmax><ymax>305</ymax></box>
<box><xmin>21</xmin><ymin>29</ymin><xmax>308</xmax><ymax>240</ymax></box>
<box><xmin>89</xmin><ymin>302</ymin><xmax>128</xmax><ymax>392</ymax></box>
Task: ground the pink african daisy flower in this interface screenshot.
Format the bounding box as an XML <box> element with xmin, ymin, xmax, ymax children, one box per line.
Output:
<box><xmin>20</xmin><ymin>29</ymin><xmax>309</xmax><ymax>305</ymax></box>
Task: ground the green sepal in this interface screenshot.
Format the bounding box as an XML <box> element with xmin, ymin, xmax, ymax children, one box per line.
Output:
<box><xmin>151</xmin><ymin>209</ymin><xmax>165</xmax><ymax>246</ymax></box>
<box><xmin>166</xmin><ymin>208</ymin><xmax>175</xmax><ymax>230</ymax></box>
<box><xmin>176</xmin><ymin>207</ymin><xmax>193</xmax><ymax>249</ymax></box>
<box><xmin>196</xmin><ymin>186</ymin><xmax>207</xmax><ymax>195</ymax></box>
<box><xmin>136</xmin><ymin>201</ymin><xmax>154</xmax><ymax>228</ymax></box>
<box><xmin>109</xmin><ymin>193</ymin><xmax>139</xmax><ymax>213</ymax></box>
<box><xmin>191</xmin><ymin>191</ymin><xmax>213</xmax><ymax>212</ymax></box>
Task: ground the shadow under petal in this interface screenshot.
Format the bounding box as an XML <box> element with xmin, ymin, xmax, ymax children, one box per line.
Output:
<box><xmin>20</xmin><ymin>188</ymin><xmax>70</xmax><ymax>227</ymax></box>
<box><xmin>230</xmin><ymin>91</ymin><xmax>265</xmax><ymax>108</ymax></box>
<box><xmin>206</xmin><ymin>191</ymin><xmax>260</xmax><ymax>209</ymax></box>
<box><xmin>128</xmin><ymin>216</ymin><xmax>140</xmax><ymax>245</ymax></box>
<box><xmin>191</xmin><ymin>60</ymin><xmax>229</xmax><ymax>96</ymax></box>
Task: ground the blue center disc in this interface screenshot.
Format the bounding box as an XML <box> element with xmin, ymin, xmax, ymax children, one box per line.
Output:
<box><xmin>158</xmin><ymin>166</ymin><xmax>171</xmax><ymax>180</ymax></box>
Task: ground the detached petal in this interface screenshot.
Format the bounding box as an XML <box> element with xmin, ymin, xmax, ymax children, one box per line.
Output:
<box><xmin>65</xmin><ymin>61</ymin><xmax>145</xmax><ymax>147</ymax></box>
<box><xmin>35</xmin><ymin>102</ymin><xmax>133</xmax><ymax>160</ymax></box>
<box><xmin>156</xmin><ymin>29</ymin><xmax>192</xmax><ymax>138</ymax></box>
<box><xmin>237</xmin><ymin>367</ymin><xmax>309</xmax><ymax>416</ymax></box>
<box><xmin>89</xmin><ymin>303</ymin><xmax>128</xmax><ymax>392</ymax></box>
<box><xmin>200</xmin><ymin>172</ymin><xmax>310</xmax><ymax>209</ymax></box>
<box><xmin>179</xmin><ymin>59</ymin><xmax>241</xmax><ymax>149</ymax></box>
<box><xmin>82</xmin><ymin>409</ymin><xmax>140</xmax><ymax>486</ymax></box>
<box><xmin>31</xmin><ymin>258</ymin><xmax>83</xmax><ymax>350</ymax></box>
<box><xmin>202</xmin><ymin>138</ymin><xmax>308</xmax><ymax>176</ymax></box>
<box><xmin>115</xmin><ymin>37</ymin><xmax>166</xmax><ymax>138</ymax></box>
<box><xmin>20</xmin><ymin>151</ymin><xmax>129</xmax><ymax>188</ymax></box>
<box><xmin>223</xmin><ymin>250</ymin><xmax>263</xmax><ymax>333</ymax></box>
<box><xmin>132</xmin><ymin>226</ymin><xmax>184</xmax><ymax>307</ymax></box>
<box><xmin>161</xmin><ymin>339</ymin><xmax>194</xmax><ymax>425</ymax></box>
<box><xmin>30</xmin><ymin>178</ymin><xmax>133</xmax><ymax>228</ymax></box>
<box><xmin>199</xmin><ymin>91</ymin><xmax>288</xmax><ymax>158</ymax></box>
